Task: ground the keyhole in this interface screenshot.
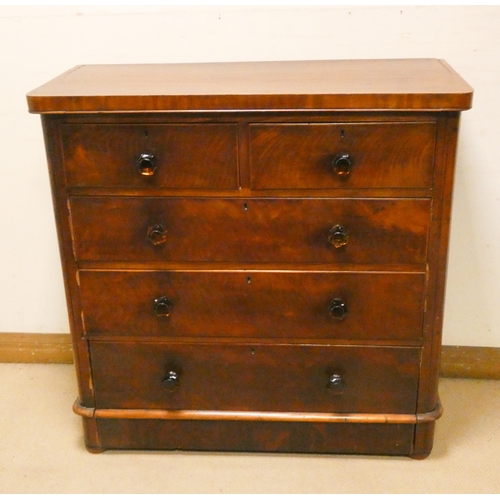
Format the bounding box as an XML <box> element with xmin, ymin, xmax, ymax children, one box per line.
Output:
<box><xmin>243</xmin><ymin>203</ymin><xmax>248</xmax><ymax>211</ymax></box>
<box><xmin>144</xmin><ymin>130</ymin><xmax>149</xmax><ymax>138</ymax></box>
<box><xmin>247</xmin><ymin>276</ymin><xmax>252</xmax><ymax>284</ymax></box>
<box><xmin>340</xmin><ymin>129</ymin><xmax>345</xmax><ymax>139</ymax></box>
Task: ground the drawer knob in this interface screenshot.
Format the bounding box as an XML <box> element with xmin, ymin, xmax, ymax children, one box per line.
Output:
<box><xmin>162</xmin><ymin>370</ymin><xmax>180</xmax><ymax>392</ymax></box>
<box><xmin>154</xmin><ymin>296</ymin><xmax>173</xmax><ymax>317</ymax></box>
<box><xmin>327</xmin><ymin>373</ymin><xmax>346</xmax><ymax>395</ymax></box>
<box><xmin>332</xmin><ymin>153</ymin><xmax>352</xmax><ymax>176</ymax></box>
<box><xmin>328</xmin><ymin>298</ymin><xmax>348</xmax><ymax>320</ymax></box>
<box><xmin>328</xmin><ymin>225</ymin><xmax>348</xmax><ymax>248</ymax></box>
<box><xmin>136</xmin><ymin>153</ymin><xmax>157</xmax><ymax>176</ymax></box>
<box><xmin>147</xmin><ymin>224</ymin><xmax>168</xmax><ymax>246</ymax></box>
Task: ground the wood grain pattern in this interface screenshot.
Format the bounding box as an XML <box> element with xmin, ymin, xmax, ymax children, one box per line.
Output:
<box><xmin>61</xmin><ymin>123</ymin><xmax>239</xmax><ymax>189</ymax></box>
<box><xmin>69</xmin><ymin>197</ymin><xmax>431</xmax><ymax>265</ymax></box>
<box><xmin>95</xmin><ymin>418</ymin><xmax>415</xmax><ymax>455</ymax></box>
<box><xmin>41</xmin><ymin>116</ymin><xmax>95</xmax><ymax>407</ymax></box>
<box><xmin>26</xmin><ymin>59</ymin><xmax>473</xmax><ymax>113</ymax></box>
<box><xmin>78</xmin><ymin>270</ymin><xmax>426</xmax><ymax>341</ymax></box>
<box><xmin>27</xmin><ymin>60</ymin><xmax>473</xmax><ymax>457</ymax></box>
<box><xmin>416</xmin><ymin>114</ymin><xmax>460</xmax><ymax>417</ymax></box>
<box><xmin>89</xmin><ymin>341</ymin><xmax>420</xmax><ymax>414</ymax></box>
<box><xmin>250</xmin><ymin>122</ymin><xmax>437</xmax><ymax>189</ymax></box>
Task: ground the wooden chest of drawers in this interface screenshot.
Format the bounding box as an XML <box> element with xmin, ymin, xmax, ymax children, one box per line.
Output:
<box><xmin>27</xmin><ymin>59</ymin><xmax>472</xmax><ymax>458</ymax></box>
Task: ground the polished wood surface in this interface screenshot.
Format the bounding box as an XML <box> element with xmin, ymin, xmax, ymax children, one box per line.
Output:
<box><xmin>27</xmin><ymin>59</ymin><xmax>473</xmax><ymax>113</ymax></box>
<box><xmin>74</xmin><ymin>399</ymin><xmax>443</xmax><ymax>424</ymax></box>
<box><xmin>79</xmin><ymin>270</ymin><xmax>425</xmax><ymax>341</ymax></box>
<box><xmin>61</xmin><ymin>123</ymin><xmax>239</xmax><ymax>189</ymax></box>
<box><xmin>69</xmin><ymin>197</ymin><xmax>431</xmax><ymax>265</ymax></box>
<box><xmin>28</xmin><ymin>59</ymin><xmax>472</xmax><ymax>457</ymax></box>
<box><xmin>96</xmin><ymin>419</ymin><xmax>415</xmax><ymax>455</ymax></box>
<box><xmin>89</xmin><ymin>342</ymin><xmax>420</xmax><ymax>413</ymax></box>
<box><xmin>250</xmin><ymin>121</ymin><xmax>436</xmax><ymax>189</ymax></box>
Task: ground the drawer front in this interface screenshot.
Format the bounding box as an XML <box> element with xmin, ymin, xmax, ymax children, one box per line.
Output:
<box><xmin>250</xmin><ymin>122</ymin><xmax>436</xmax><ymax>189</ymax></box>
<box><xmin>80</xmin><ymin>271</ymin><xmax>426</xmax><ymax>341</ymax></box>
<box><xmin>97</xmin><ymin>419</ymin><xmax>415</xmax><ymax>455</ymax></box>
<box><xmin>90</xmin><ymin>342</ymin><xmax>420</xmax><ymax>414</ymax></box>
<box><xmin>70</xmin><ymin>197</ymin><xmax>430</xmax><ymax>265</ymax></box>
<box><xmin>61</xmin><ymin>124</ymin><xmax>239</xmax><ymax>189</ymax></box>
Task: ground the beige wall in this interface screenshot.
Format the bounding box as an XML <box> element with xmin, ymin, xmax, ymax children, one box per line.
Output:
<box><xmin>1</xmin><ymin>6</ymin><xmax>498</xmax><ymax>346</ymax></box>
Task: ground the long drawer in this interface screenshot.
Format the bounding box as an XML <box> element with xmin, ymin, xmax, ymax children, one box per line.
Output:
<box><xmin>70</xmin><ymin>197</ymin><xmax>431</xmax><ymax>264</ymax></box>
<box><xmin>90</xmin><ymin>341</ymin><xmax>421</xmax><ymax>414</ymax></box>
<box><xmin>96</xmin><ymin>419</ymin><xmax>415</xmax><ymax>455</ymax></box>
<box><xmin>249</xmin><ymin>122</ymin><xmax>437</xmax><ymax>189</ymax></box>
<box><xmin>60</xmin><ymin>123</ymin><xmax>239</xmax><ymax>189</ymax></box>
<box><xmin>79</xmin><ymin>270</ymin><xmax>426</xmax><ymax>341</ymax></box>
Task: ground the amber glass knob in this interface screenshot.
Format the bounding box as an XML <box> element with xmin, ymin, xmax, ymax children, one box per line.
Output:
<box><xmin>154</xmin><ymin>296</ymin><xmax>173</xmax><ymax>317</ymax></box>
<box><xmin>332</xmin><ymin>153</ymin><xmax>352</xmax><ymax>176</ymax></box>
<box><xmin>147</xmin><ymin>224</ymin><xmax>168</xmax><ymax>246</ymax></box>
<box><xmin>136</xmin><ymin>153</ymin><xmax>157</xmax><ymax>176</ymax></box>
<box><xmin>162</xmin><ymin>370</ymin><xmax>180</xmax><ymax>392</ymax></box>
<box><xmin>327</xmin><ymin>373</ymin><xmax>346</xmax><ymax>395</ymax></box>
<box><xmin>328</xmin><ymin>225</ymin><xmax>348</xmax><ymax>248</ymax></box>
<box><xmin>328</xmin><ymin>298</ymin><xmax>348</xmax><ymax>320</ymax></box>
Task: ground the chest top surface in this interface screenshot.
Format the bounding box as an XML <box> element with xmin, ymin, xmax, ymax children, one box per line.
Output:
<box><xmin>27</xmin><ymin>59</ymin><xmax>473</xmax><ymax>114</ymax></box>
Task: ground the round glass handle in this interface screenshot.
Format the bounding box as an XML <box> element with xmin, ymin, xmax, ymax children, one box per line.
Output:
<box><xmin>147</xmin><ymin>224</ymin><xmax>168</xmax><ymax>246</ymax></box>
<box><xmin>162</xmin><ymin>370</ymin><xmax>180</xmax><ymax>392</ymax></box>
<box><xmin>328</xmin><ymin>225</ymin><xmax>348</xmax><ymax>249</ymax></box>
<box><xmin>136</xmin><ymin>153</ymin><xmax>157</xmax><ymax>176</ymax></box>
<box><xmin>154</xmin><ymin>296</ymin><xmax>173</xmax><ymax>317</ymax></box>
<box><xmin>332</xmin><ymin>153</ymin><xmax>352</xmax><ymax>176</ymax></box>
<box><xmin>328</xmin><ymin>298</ymin><xmax>348</xmax><ymax>320</ymax></box>
<box><xmin>327</xmin><ymin>373</ymin><xmax>346</xmax><ymax>395</ymax></box>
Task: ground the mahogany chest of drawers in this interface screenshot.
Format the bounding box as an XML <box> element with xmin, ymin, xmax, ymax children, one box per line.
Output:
<box><xmin>27</xmin><ymin>59</ymin><xmax>472</xmax><ymax>458</ymax></box>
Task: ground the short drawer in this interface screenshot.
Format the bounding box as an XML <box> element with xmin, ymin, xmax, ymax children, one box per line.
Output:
<box><xmin>79</xmin><ymin>270</ymin><xmax>426</xmax><ymax>341</ymax></box>
<box><xmin>60</xmin><ymin>123</ymin><xmax>239</xmax><ymax>189</ymax></box>
<box><xmin>70</xmin><ymin>197</ymin><xmax>430</xmax><ymax>265</ymax></box>
<box><xmin>90</xmin><ymin>342</ymin><xmax>421</xmax><ymax>414</ymax></box>
<box><xmin>250</xmin><ymin>122</ymin><xmax>436</xmax><ymax>189</ymax></box>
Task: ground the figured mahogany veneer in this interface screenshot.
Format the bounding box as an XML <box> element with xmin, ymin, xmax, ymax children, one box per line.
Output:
<box><xmin>89</xmin><ymin>342</ymin><xmax>420</xmax><ymax>413</ymax></box>
<box><xmin>249</xmin><ymin>122</ymin><xmax>437</xmax><ymax>189</ymax></box>
<box><xmin>61</xmin><ymin>123</ymin><xmax>239</xmax><ymax>189</ymax></box>
<box><xmin>70</xmin><ymin>197</ymin><xmax>431</xmax><ymax>265</ymax></box>
<box><xmin>79</xmin><ymin>270</ymin><xmax>426</xmax><ymax>341</ymax></box>
<box><xmin>27</xmin><ymin>59</ymin><xmax>472</xmax><ymax>458</ymax></box>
